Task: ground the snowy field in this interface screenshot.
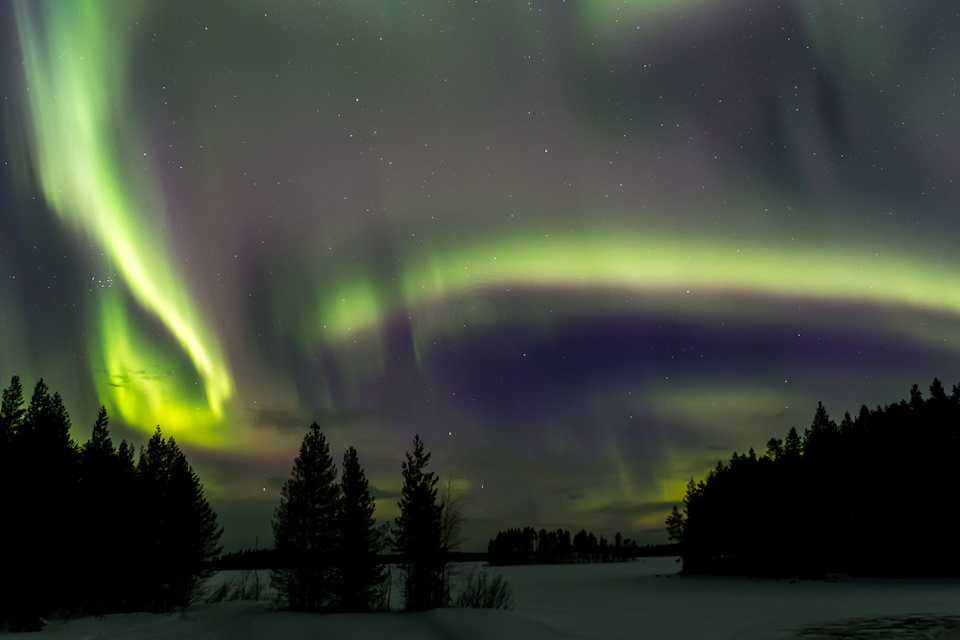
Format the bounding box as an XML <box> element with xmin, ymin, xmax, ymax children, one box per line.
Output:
<box><xmin>12</xmin><ymin>557</ymin><xmax>960</xmax><ymax>639</ymax></box>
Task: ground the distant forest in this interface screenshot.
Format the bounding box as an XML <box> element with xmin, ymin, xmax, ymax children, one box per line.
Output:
<box><xmin>487</xmin><ymin>527</ymin><xmax>642</xmax><ymax>565</ymax></box>
<box><xmin>667</xmin><ymin>378</ymin><xmax>960</xmax><ymax>578</ymax></box>
<box><xmin>0</xmin><ymin>376</ymin><xmax>221</xmax><ymax>631</ymax></box>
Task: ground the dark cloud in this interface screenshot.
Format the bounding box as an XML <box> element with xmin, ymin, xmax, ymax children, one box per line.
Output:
<box><xmin>369</xmin><ymin>485</ymin><xmax>402</xmax><ymax>501</ymax></box>
<box><xmin>549</xmin><ymin>487</ymin><xmax>588</xmax><ymax>502</ymax></box>
<box><xmin>253</xmin><ymin>408</ymin><xmax>307</xmax><ymax>434</ymax></box>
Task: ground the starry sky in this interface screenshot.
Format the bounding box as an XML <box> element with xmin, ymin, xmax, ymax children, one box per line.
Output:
<box><xmin>3</xmin><ymin>0</ymin><xmax>960</xmax><ymax>551</ymax></box>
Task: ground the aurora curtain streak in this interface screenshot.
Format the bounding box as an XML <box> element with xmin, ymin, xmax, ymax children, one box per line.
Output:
<box><xmin>12</xmin><ymin>0</ymin><xmax>960</xmax><ymax>447</ymax></box>
<box><xmin>14</xmin><ymin>1</ymin><xmax>233</xmax><ymax>443</ymax></box>
<box><xmin>6</xmin><ymin>0</ymin><xmax>960</xmax><ymax>550</ymax></box>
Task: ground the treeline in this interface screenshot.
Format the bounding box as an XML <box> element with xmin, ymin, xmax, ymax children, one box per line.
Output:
<box><xmin>487</xmin><ymin>527</ymin><xmax>640</xmax><ymax>565</ymax></box>
<box><xmin>668</xmin><ymin>378</ymin><xmax>960</xmax><ymax>578</ymax></box>
<box><xmin>0</xmin><ymin>376</ymin><xmax>222</xmax><ymax>631</ymax></box>
<box><xmin>217</xmin><ymin>548</ymin><xmax>488</xmax><ymax>571</ymax></box>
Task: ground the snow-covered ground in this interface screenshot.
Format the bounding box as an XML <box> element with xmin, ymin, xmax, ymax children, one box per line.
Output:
<box><xmin>12</xmin><ymin>557</ymin><xmax>960</xmax><ymax>639</ymax></box>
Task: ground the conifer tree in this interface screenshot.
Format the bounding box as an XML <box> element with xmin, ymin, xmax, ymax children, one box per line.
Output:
<box><xmin>0</xmin><ymin>375</ymin><xmax>25</xmax><ymax>447</ymax></box>
<box><xmin>783</xmin><ymin>426</ymin><xmax>802</xmax><ymax>460</ymax></box>
<box><xmin>666</xmin><ymin>506</ymin><xmax>685</xmax><ymax>544</ymax></box>
<box><xmin>337</xmin><ymin>446</ymin><xmax>386</xmax><ymax>612</ymax></box>
<box><xmin>114</xmin><ymin>437</ymin><xmax>141</xmax><ymax>610</ymax></box>
<box><xmin>17</xmin><ymin>380</ymin><xmax>79</xmax><ymax>623</ymax></box>
<box><xmin>394</xmin><ymin>434</ymin><xmax>446</xmax><ymax>611</ymax></box>
<box><xmin>136</xmin><ymin>427</ymin><xmax>222</xmax><ymax>610</ymax></box>
<box><xmin>804</xmin><ymin>401</ymin><xmax>838</xmax><ymax>459</ymax></box>
<box><xmin>117</xmin><ymin>438</ymin><xmax>136</xmax><ymax>476</ymax></box>
<box><xmin>78</xmin><ymin>406</ymin><xmax>124</xmax><ymax>614</ymax></box>
<box><xmin>272</xmin><ymin>422</ymin><xmax>340</xmax><ymax>611</ymax></box>
<box><xmin>930</xmin><ymin>377</ymin><xmax>947</xmax><ymax>401</ymax></box>
<box><xmin>0</xmin><ymin>376</ymin><xmax>26</xmax><ymax>627</ymax></box>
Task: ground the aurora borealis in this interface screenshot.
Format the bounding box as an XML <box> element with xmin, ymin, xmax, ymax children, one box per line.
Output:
<box><xmin>3</xmin><ymin>1</ymin><xmax>960</xmax><ymax>550</ymax></box>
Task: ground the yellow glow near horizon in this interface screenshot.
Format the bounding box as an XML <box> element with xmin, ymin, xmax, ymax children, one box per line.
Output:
<box><xmin>95</xmin><ymin>293</ymin><xmax>226</xmax><ymax>445</ymax></box>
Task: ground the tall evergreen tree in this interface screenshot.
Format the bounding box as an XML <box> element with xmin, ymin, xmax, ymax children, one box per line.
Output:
<box><xmin>0</xmin><ymin>375</ymin><xmax>25</xmax><ymax>447</ymax></box>
<box><xmin>113</xmin><ymin>437</ymin><xmax>140</xmax><ymax>610</ymax></box>
<box><xmin>16</xmin><ymin>380</ymin><xmax>80</xmax><ymax>624</ymax></box>
<box><xmin>909</xmin><ymin>383</ymin><xmax>924</xmax><ymax>409</ymax></box>
<box><xmin>393</xmin><ymin>434</ymin><xmax>446</xmax><ymax>611</ymax></box>
<box><xmin>136</xmin><ymin>427</ymin><xmax>222</xmax><ymax>611</ymax></box>
<box><xmin>272</xmin><ymin>422</ymin><xmax>340</xmax><ymax>611</ymax></box>
<box><xmin>764</xmin><ymin>437</ymin><xmax>784</xmax><ymax>461</ymax></box>
<box><xmin>666</xmin><ymin>506</ymin><xmax>685</xmax><ymax>544</ymax></box>
<box><xmin>78</xmin><ymin>406</ymin><xmax>124</xmax><ymax>614</ymax></box>
<box><xmin>337</xmin><ymin>446</ymin><xmax>386</xmax><ymax>612</ymax></box>
<box><xmin>0</xmin><ymin>376</ymin><xmax>26</xmax><ymax>627</ymax></box>
<box><xmin>803</xmin><ymin>401</ymin><xmax>839</xmax><ymax>458</ymax></box>
<box><xmin>930</xmin><ymin>377</ymin><xmax>947</xmax><ymax>401</ymax></box>
<box><xmin>783</xmin><ymin>426</ymin><xmax>802</xmax><ymax>460</ymax></box>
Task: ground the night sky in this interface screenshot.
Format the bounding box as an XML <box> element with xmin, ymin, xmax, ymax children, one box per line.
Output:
<box><xmin>3</xmin><ymin>1</ymin><xmax>960</xmax><ymax>551</ymax></box>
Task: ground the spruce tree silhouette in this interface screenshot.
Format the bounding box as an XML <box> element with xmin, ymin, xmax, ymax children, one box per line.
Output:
<box><xmin>337</xmin><ymin>446</ymin><xmax>386</xmax><ymax>612</ymax></box>
<box><xmin>17</xmin><ymin>380</ymin><xmax>79</xmax><ymax>626</ymax></box>
<box><xmin>136</xmin><ymin>427</ymin><xmax>223</xmax><ymax>611</ymax></box>
<box><xmin>666</xmin><ymin>506</ymin><xmax>685</xmax><ymax>546</ymax></box>
<box><xmin>271</xmin><ymin>422</ymin><xmax>340</xmax><ymax>611</ymax></box>
<box><xmin>394</xmin><ymin>434</ymin><xmax>446</xmax><ymax>611</ymax></box>
<box><xmin>0</xmin><ymin>376</ymin><xmax>27</xmax><ymax>628</ymax></box>
<box><xmin>114</xmin><ymin>437</ymin><xmax>140</xmax><ymax>609</ymax></box>
<box><xmin>78</xmin><ymin>406</ymin><xmax>123</xmax><ymax>614</ymax></box>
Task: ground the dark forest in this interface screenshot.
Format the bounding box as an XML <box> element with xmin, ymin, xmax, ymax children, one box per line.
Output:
<box><xmin>0</xmin><ymin>376</ymin><xmax>221</xmax><ymax>630</ymax></box>
<box><xmin>668</xmin><ymin>378</ymin><xmax>960</xmax><ymax>578</ymax></box>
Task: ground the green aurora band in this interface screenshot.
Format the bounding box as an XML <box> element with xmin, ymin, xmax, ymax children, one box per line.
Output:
<box><xmin>12</xmin><ymin>0</ymin><xmax>960</xmax><ymax>454</ymax></box>
<box><xmin>314</xmin><ymin>233</ymin><xmax>960</xmax><ymax>342</ymax></box>
<box><xmin>8</xmin><ymin>0</ymin><xmax>960</xmax><ymax>551</ymax></box>
<box><xmin>15</xmin><ymin>1</ymin><xmax>233</xmax><ymax>443</ymax></box>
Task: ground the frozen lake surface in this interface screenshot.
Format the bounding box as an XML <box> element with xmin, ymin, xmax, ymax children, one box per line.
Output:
<box><xmin>13</xmin><ymin>557</ymin><xmax>960</xmax><ymax>639</ymax></box>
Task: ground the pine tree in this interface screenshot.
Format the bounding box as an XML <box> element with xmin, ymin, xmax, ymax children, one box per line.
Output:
<box><xmin>804</xmin><ymin>401</ymin><xmax>839</xmax><ymax>458</ymax></box>
<box><xmin>17</xmin><ymin>380</ymin><xmax>79</xmax><ymax>623</ymax></box>
<box><xmin>0</xmin><ymin>376</ymin><xmax>26</xmax><ymax>627</ymax></box>
<box><xmin>136</xmin><ymin>427</ymin><xmax>222</xmax><ymax>611</ymax></box>
<box><xmin>784</xmin><ymin>426</ymin><xmax>802</xmax><ymax>460</ymax></box>
<box><xmin>393</xmin><ymin>434</ymin><xmax>445</xmax><ymax>611</ymax></box>
<box><xmin>765</xmin><ymin>437</ymin><xmax>784</xmax><ymax>461</ymax></box>
<box><xmin>271</xmin><ymin>422</ymin><xmax>340</xmax><ymax>611</ymax></box>
<box><xmin>78</xmin><ymin>406</ymin><xmax>125</xmax><ymax>614</ymax></box>
<box><xmin>337</xmin><ymin>446</ymin><xmax>386</xmax><ymax>612</ymax></box>
<box><xmin>114</xmin><ymin>437</ymin><xmax>140</xmax><ymax>610</ymax></box>
<box><xmin>909</xmin><ymin>383</ymin><xmax>924</xmax><ymax>409</ymax></box>
<box><xmin>0</xmin><ymin>375</ymin><xmax>25</xmax><ymax>448</ymax></box>
<box><xmin>930</xmin><ymin>377</ymin><xmax>948</xmax><ymax>401</ymax></box>
<box><xmin>666</xmin><ymin>506</ymin><xmax>685</xmax><ymax>544</ymax></box>
<box><xmin>614</xmin><ymin>531</ymin><xmax>624</xmax><ymax>561</ymax></box>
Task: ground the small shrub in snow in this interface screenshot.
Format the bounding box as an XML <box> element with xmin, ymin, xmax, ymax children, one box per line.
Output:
<box><xmin>204</xmin><ymin>582</ymin><xmax>232</xmax><ymax>605</ymax></box>
<box><xmin>455</xmin><ymin>568</ymin><xmax>514</xmax><ymax>610</ymax></box>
